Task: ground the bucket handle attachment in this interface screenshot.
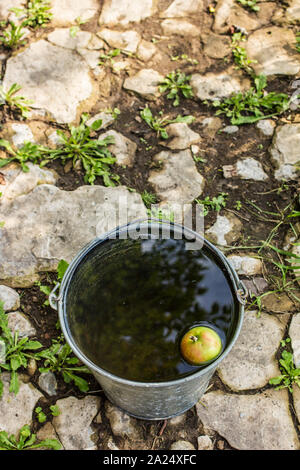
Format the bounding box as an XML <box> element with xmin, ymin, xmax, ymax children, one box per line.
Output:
<box><xmin>236</xmin><ymin>281</ymin><xmax>248</xmax><ymax>305</ymax></box>
<box><xmin>49</xmin><ymin>282</ymin><xmax>60</xmax><ymax>310</ymax></box>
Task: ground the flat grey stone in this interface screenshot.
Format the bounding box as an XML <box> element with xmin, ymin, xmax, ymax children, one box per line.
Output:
<box><xmin>293</xmin><ymin>385</ymin><xmax>300</xmax><ymax>423</ymax></box>
<box><xmin>289</xmin><ymin>313</ymin><xmax>300</xmax><ymax>368</ymax></box>
<box><xmin>161</xmin><ymin>123</ymin><xmax>201</xmax><ymax>150</ymax></box>
<box><xmin>0</xmin><ymin>184</ymin><xmax>147</xmax><ymax>287</ymax></box>
<box><xmin>51</xmin><ymin>0</ymin><xmax>99</xmax><ymax>25</ymax></box>
<box><xmin>222</xmin><ymin>125</ymin><xmax>239</xmax><ymax>134</ymax></box>
<box><xmin>196</xmin><ymin>389</ymin><xmax>299</xmax><ymax>450</ymax></box>
<box><xmin>0</xmin><ymin>162</ymin><xmax>57</xmax><ymax>202</ymax></box>
<box><xmin>246</xmin><ymin>27</ymin><xmax>300</xmax><ymax>76</ymax></box>
<box><xmin>223</xmin><ymin>158</ymin><xmax>268</xmax><ymax>181</ymax></box>
<box><xmin>227</xmin><ymin>255</ymin><xmax>262</xmax><ymax>276</ymax></box>
<box><xmin>203</xmin><ymin>33</ymin><xmax>231</xmax><ymax>59</ymax></box>
<box><xmin>161</xmin><ymin>19</ymin><xmax>199</xmax><ymax>37</ymax></box>
<box><xmin>218</xmin><ymin>311</ymin><xmax>284</xmax><ymax>390</ymax></box>
<box><xmin>47</xmin><ymin>28</ymin><xmax>92</xmax><ymax>50</ymax></box>
<box><xmin>38</xmin><ymin>372</ymin><xmax>58</xmax><ymax>397</ymax></box>
<box><xmin>160</xmin><ymin>0</ymin><xmax>203</xmax><ymax>18</ymax></box>
<box><xmin>148</xmin><ymin>150</ymin><xmax>205</xmax><ymax>204</ymax></box>
<box><xmin>269</xmin><ymin>124</ymin><xmax>300</xmax><ymax>180</ymax></box>
<box><xmin>170</xmin><ymin>440</ymin><xmax>195</xmax><ymax>450</ymax></box>
<box><xmin>99</xmin><ymin>0</ymin><xmax>156</xmax><ymax>25</ymax></box>
<box><xmin>7</xmin><ymin>311</ymin><xmax>36</xmax><ymax>338</ymax></box>
<box><xmin>86</xmin><ymin>112</ymin><xmax>115</xmax><ymax>129</ymax></box>
<box><xmin>206</xmin><ymin>213</ymin><xmax>242</xmax><ymax>246</ymax></box>
<box><xmin>53</xmin><ymin>396</ymin><xmax>100</xmax><ymax>450</ymax></box>
<box><xmin>3</xmin><ymin>40</ymin><xmax>94</xmax><ymax>124</ymax></box>
<box><xmin>191</xmin><ymin>68</ymin><xmax>250</xmax><ymax>101</ymax></box>
<box><xmin>99</xmin><ymin>130</ymin><xmax>137</xmax><ymax>166</ymax></box>
<box><xmin>256</xmin><ymin>119</ymin><xmax>276</xmax><ymax>136</ymax></box>
<box><xmin>123</xmin><ymin>69</ymin><xmax>164</xmax><ymax>100</ymax></box>
<box><xmin>97</xmin><ymin>29</ymin><xmax>141</xmax><ymax>53</ymax></box>
<box><xmin>136</xmin><ymin>40</ymin><xmax>157</xmax><ymax>62</ymax></box>
<box><xmin>105</xmin><ymin>401</ymin><xmax>140</xmax><ymax>440</ymax></box>
<box><xmin>0</xmin><ymin>373</ymin><xmax>42</xmax><ymax>436</ymax></box>
<box><xmin>197</xmin><ymin>435</ymin><xmax>214</xmax><ymax>450</ymax></box>
<box><xmin>0</xmin><ymin>285</ymin><xmax>20</xmax><ymax>311</ymax></box>
<box><xmin>11</xmin><ymin>124</ymin><xmax>35</xmax><ymax>148</ymax></box>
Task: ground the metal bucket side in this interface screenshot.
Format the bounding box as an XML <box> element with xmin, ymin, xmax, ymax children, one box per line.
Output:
<box><xmin>54</xmin><ymin>220</ymin><xmax>245</xmax><ymax>420</ymax></box>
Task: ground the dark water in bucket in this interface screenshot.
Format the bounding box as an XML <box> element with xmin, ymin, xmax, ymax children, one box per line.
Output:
<box><xmin>66</xmin><ymin>230</ymin><xmax>238</xmax><ymax>383</ymax></box>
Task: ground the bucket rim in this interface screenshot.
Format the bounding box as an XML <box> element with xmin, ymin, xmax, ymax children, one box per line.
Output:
<box><xmin>56</xmin><ymin>219</ymin><xmax>245</xmax><ymax>389</ymax></box>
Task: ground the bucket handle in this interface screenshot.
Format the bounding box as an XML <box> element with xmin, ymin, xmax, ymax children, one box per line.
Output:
<box><xmin>49</xmin><ymin>282</ymin><xmax>60</xmax><ymax>310</ymax></box>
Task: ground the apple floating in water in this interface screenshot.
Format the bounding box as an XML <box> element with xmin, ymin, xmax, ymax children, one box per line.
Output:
<box><xmin>180</xmin><ymin>325</ymin><xmax>223</xmax><ymax>365</ymax></box>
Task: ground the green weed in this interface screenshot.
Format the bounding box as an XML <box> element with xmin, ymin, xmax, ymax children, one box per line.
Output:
<box><xmin>0</xmin><ymin>20</ymin><xmax>27</xmax><ymax>49</ymax></box>
<box><xmin>0</xmin><ymin>425</ymin><xmax>61</xmax><ymax>450</ymax></box>
<box><xmin>236</xmin><ymin>0</ymin><xmax>260</xmax><ymax>12</ymax></box>
<box><xmin>195</xmin><ymin>192</ymin><xmax>228</xmax><ymax>216</ymax></box>
<box><xmin>141</xmin><ymin>190</ymin><xmax>157</xmax><ymax>207</ymax></box>
<box><xmin>140</xmin><ymin>106</ymin><xmax>195</xmax><ymax>139</ymax></box>
<box><xmin>212</xmin><ymin>74</ymin><xmax>291</xmax><ymax>125</ymax></box>
<box><xmin>269</xmin><ymin>339</ymin><xmax>300</xmax><ymax>393</ymax></box>
<box><xmin>36</xmin><ymin>337</ymin><xmax>91</xmax><ymax>393</ymax></box>
<box><xmin>0</xmin><ymin>301</ymin><xmax>43</xmax><ymax>396</ymax></box>
<box><xmin>11</xmin><ymin>0</ymin><xmax>52</xmax><ymax>28</ymax></box>
<box><xmin>159</xmin><ymin>71</ymin><xmax>194</xmax><ymax>106</ymax></box>
<box><xmin>0</xmin><ymin>83</ymin><xmax>33</xmax><ymax>118</ymax></box>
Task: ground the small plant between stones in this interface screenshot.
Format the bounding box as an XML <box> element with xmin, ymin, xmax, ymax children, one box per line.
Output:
<box><xmin>159</xmin><ymin>71</ymin><xmax>194</xmax><ymax>107</ymax></box>
<box><xmin>269</xmin><ymin>338</ymin><xmax>300</xmax><ymax>393</ymax></box>
<box><xmin>0</xmin><ymin>425</ymin><xmax>61</xmax><ymax>450</ymax></box>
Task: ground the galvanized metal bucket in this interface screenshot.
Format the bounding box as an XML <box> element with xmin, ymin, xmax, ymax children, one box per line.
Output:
<box><xmin>49</xmin><ymin>220</ymin><xmax>246</xmax><ymax>421</ymax></box>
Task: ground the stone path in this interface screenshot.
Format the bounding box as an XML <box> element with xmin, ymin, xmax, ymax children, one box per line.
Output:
<box><xmin>0</xmin><ymin>0</ymin><xmax>299</xmax><ymax>451</ymax></box>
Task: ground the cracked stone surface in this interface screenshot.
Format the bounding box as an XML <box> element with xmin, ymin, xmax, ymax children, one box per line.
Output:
<box><xmin>0</xmin><ymin>185</ymin><xmax>147</xmax><ymax>287</ymax></box>
<box><xmin>196</xmin><ymin>389</ymin><xmax>299</xmax><ymax>450</ymax></box>
<box><xmin>191</xmin><ymin>69</ymin><xmax>250</xmax><ymax>101</ymax></box>
<box><xmin>52</xmin><ymin>396</ymin><xmax>101</xmax><ymax>450</ymax></box>
<box><xmin>246</xmin><ymin>27</ymin><xmax>300</xmax><ymax>76</ymax></box>
<box><xmin>98</xmin><ymin>29</ymin><xmax>141</xmax><ymax>54</ymax></box>
<box><xmin>148</xmin><ymin>150</ymin><xmax>205</xmax><ymax>204</ymax></box>
<box><xmin>0</xmin><ymin>373</ymin><xmax>42</xmax><ymax>436</ymax></box>
<box><xmin>0</xmin><ymin>162</ymin><xmax>57</xmax><ymax>202</ymax></box>
<box><xmin>218</xmin><ymin>311</ymin><xmax>284</xmax><ymax>390</ymax></box>
<box><xmin>3</xmin><ymin>40</ymin><xmax>94</xmax><ymax>124</ymax></box>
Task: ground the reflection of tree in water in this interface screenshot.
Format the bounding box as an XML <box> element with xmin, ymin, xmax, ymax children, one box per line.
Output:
<box><xmin>68</xmin><ymin>237</ymin><xmax>235</xmax><ymax>382</ymax></box>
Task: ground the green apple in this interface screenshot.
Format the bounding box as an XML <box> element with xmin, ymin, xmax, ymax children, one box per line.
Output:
<box><xmin>180</xmin><ymin>326</ymin><xmax>222</xmax><ymax>365</ymax></box>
